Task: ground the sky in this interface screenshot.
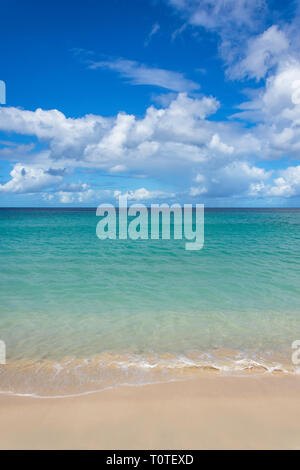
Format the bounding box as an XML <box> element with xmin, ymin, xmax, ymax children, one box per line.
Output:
<box><xmin>1</xmin><ymin>0</ymin><xmax>300</xmax><ymax>207</ymax></box>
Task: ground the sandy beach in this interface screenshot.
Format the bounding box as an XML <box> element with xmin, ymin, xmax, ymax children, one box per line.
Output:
<box><xmin>1</xmin><ymin>374</ymin><xmax>300</xmax><ymax>450</ymax></box>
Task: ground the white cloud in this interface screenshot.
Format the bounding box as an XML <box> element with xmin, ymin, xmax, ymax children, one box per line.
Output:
<box><xmin>0</xmin><ymin>93</ymin><xmax>224</xmax><ymax>174</ymax></box>
<box><xmin>89</xmin><ymin>58</ymin><xmax>200</xmax><ymax>92</ymax></box>
<box><xmin>43</xmin><ymin>187</ymin><xmax>112</xmax><ymax>204</ymax></box>
<box><xmin>229</xmin><ymin>25</ymin><xmax>290</xmax><ymax>81</ymax></box>
<box><xmin>0</xmin><ymin>142</ymin><xmax>35</xmax><ymax>161</ymax></box>
<box><xmin>261</xmin><ymin>61</ymin><xmax>300</xmax><ymax>124</ymax></box>
<box><xmin>209</xmin><ymin>133</ymin><xmax>234</xmax><ymax>154</ymax></box>
<box><xmin>144</xmin><ymin>22</ymin><xmax>160</xmax><ymax>46</ymax></box>
<box><xmin>233</xmin><ymin>60</ymin><xmax>300</xmax><ymax>159</ymax></box>
<box><xmin>57</xmin><ymin>191</ymin><xmax>74</xmax><ymax>203</ymax></box>
<box><xmin>190</xmin><ymin>161</ymin><xmax>269</xmax><ymax>198</ymax></box>
<box><xmin>109</xmin><ymin>164</ymin><xmax>127</xmax><ymax>173</ymax></box>
<box><xmin>0</xmin><ymin>106</ymin><xmax>109</xmax><ymax>161</ymax></box>
<box><xmin>171</xmin><ymin>23</ymin><xmax>187</xmax><ymax>41</ymax></box>
<box><xmin>167</xmin><ymin>0</ymin><xmax>267</xmax><ymax>72</ymax></box>
<box><xmin>42</xmin><ymin>193</ymin><xmax>54</xmax><ymax>201</ymax></box>
<box><xmin>166</xmin><ymin>0</ymin><xmax>300</xmax><ymax>90</ymax></box>
<box><xmin>0</xmin><ymin>164</ymin><xmax>62</xmax><ymax>194</ymax></box>
<box><xmin>265</xmin><ymin>165</ymin><xmax>300</xmax><ymax>197</ymax></box>
<box><xmin>114</xmin><ymin>188</ymin><xmax>174</xmax><ymax>201</ymax></box>
<box><xmin>0</xmin><ymin>88</ymin><xmax>298</xmax><ymax>203</ymax></box>
<box><xmin>168</xmin><ymin>0</ymin><xmax>266</xmax><ymax>31</ymax></box>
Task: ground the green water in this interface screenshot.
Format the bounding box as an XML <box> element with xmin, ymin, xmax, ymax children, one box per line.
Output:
<box><xmin>0</xmin><ymin>208</ymin><xmax>299</xmax><ymax>395</ymax></box>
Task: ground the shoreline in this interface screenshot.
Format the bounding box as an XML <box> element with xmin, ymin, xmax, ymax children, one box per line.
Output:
<box><xmin>0</xmin><ymin>349</ymin><xmax>293</xmax><ymax>398</ymax></box>
<box><xmin>1</xmin><ymin>374</ymin><xmax>300</xmax><ymax>449</ymax></box>
<box><xmin>0</xmin><ymin>368</ymin><xmax>295</xmax><ymax>400</ymax></box>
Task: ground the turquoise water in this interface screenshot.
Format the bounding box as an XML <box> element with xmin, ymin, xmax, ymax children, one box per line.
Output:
<box><xmin>0</xmin><ymin>208</ymin><xmax>299</xmax><ymax>396</ymax></box>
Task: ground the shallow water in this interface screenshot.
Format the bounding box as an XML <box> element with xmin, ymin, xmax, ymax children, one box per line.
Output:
<box><xmin>0</xmin><ymin>208</ymin><xmax>299</xmax><ymax>396</ymax></box>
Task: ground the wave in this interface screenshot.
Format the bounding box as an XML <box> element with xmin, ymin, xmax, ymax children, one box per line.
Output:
<box><xmin>0</xmin><ymin>350</ymin><xmax>292</xmax><ymax>398</ymax></box>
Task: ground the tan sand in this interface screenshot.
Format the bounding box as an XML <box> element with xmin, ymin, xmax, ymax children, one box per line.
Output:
<box><xmin>1</xmin><ymin>374</ymin><xmax>300</xmax><ymax>449</ymax></box>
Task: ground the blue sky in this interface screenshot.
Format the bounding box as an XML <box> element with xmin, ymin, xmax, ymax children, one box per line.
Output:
<box><xmin>1</xmin><ymin>0</ymin><xmax>300</xmax><ymax>206</ymax></box>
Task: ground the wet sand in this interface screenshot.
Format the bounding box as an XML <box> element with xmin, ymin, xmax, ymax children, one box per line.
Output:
<box><xmin>1</xmin><ymin>374</ymin><xmax>300</xmax><ymax>449</ymax></box>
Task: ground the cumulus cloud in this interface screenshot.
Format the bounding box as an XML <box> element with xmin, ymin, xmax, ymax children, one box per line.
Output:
<box><xmin>0</xmin><ymin>164</ymin><xmax>62</xmax><ymax>194</ymax></box>
<box><xmin>0</xmin><ymin>94</ymin><xmax>224</xmax><ymax>175</ymax></box>
<box><xmin>114</xmin><ymin>188</ymin><xmax>175</xmax><ymax>201</ymax></box>
<box><xmin>233</xmin><ymin>60</ymin><xmax>300</xmax><ymax>159</ymax></box>
<box><xmin>56</xmin><ymin>188</ymin><xmax>109</xmax><ymax>204</ymax></box>
<box><xmin>0</xmin><ymin>107</ymin><xmax>109</xmax><ymax>161</ymax></box>
<box><xmin>190</xmin><ymin>161</ymin><xmax>269</xmax><ymax>198</ymax></box>
<box><xmin>265</xmin><ymin>166</ymin><xmax>300</xmax><ymax>197</ymax></box>
<box><xmin>229</xmin><ymin>25</ymin><xmax>290</xmax><ymax>81</ymax></box>
<box><xmin>209</xmin><ymin>133</ymin><xmax>234</xmax><ymax>154</ymax></box>
<box><xmin>0</xmin><ymin>87</ymin><xmax>299</xmax><ymax>203</ymax></box>
<box><xmin>41</xmin><ymin>187</ymin><xmax>173</xmax><ymax>204</ymax></box>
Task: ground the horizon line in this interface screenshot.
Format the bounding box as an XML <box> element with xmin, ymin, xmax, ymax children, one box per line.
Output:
<box><xmin>1</xmin><ymin>206</ymin><xmax>300</xmax><ymax>210</ymax></box>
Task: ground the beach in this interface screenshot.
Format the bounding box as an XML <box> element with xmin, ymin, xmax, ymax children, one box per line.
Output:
<box><xmin>0</xmin><ymin>208</ymin><xmax>300</xmax><ymax>449</ymax></box>
<box><xmin>1</xmin><ymin>374</ymin><xmax>300</xmax><ymax>450</ymax></box>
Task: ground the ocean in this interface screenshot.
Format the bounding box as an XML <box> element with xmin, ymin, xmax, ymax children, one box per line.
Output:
<box><xmin>0</xmin><ymin>208</ymin><xmax>299</xmax><ymax>396</ymax></box>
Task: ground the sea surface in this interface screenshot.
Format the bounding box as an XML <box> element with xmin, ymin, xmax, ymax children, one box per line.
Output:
<box><xmin>0</xmin><ymin>208</ymin><xmax>299</xmax><ymax>396</ymax></box>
